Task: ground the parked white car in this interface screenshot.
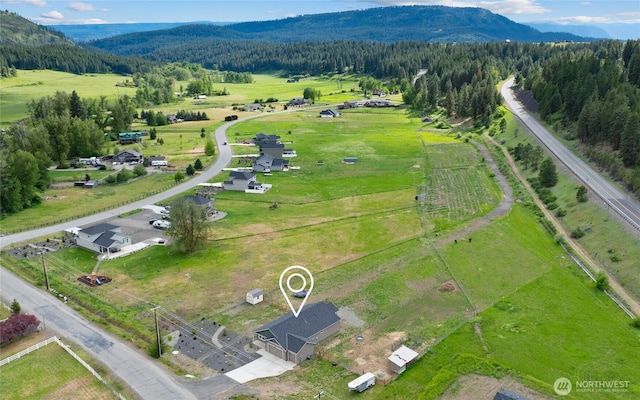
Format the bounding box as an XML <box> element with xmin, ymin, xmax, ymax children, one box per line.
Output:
<box><xmin>153</xmin><ymin>220</ymin><xmax>171</xmax><ymax>229</ymax></box>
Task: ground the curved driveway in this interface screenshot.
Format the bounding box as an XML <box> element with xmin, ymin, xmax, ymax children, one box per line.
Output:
<box><xmin>501</xmin><ymin>77</ymin><xmax>640</xmax><ymax>231</ymax></box>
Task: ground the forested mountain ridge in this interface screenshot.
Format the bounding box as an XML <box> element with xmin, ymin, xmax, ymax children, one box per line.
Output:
<box><xmin>84</xmin><ymin>6</ymin><xmax>590</xmax><ymax>57</ymax></box>
<box><xmin>0</xmin><ymin>10</ymin><xmax>74</xmax><ymax>46</ymax></box>
<box><xmin>0</xmin><ymin>12</ymin><xmax>155</xmax><ymax>76</ymax></box>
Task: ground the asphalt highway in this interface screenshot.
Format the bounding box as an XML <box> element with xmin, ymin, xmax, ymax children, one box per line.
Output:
<box><xmin>501</xmin><ymin>77</ymin><xmax>640</xmax><ymax>231</ymax></box>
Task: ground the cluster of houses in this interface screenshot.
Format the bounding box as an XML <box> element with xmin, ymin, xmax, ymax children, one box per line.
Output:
<box><xmin>223</xmin><ymin>132</ymin><xmax>298</xmax><ymax>193</ymax></box>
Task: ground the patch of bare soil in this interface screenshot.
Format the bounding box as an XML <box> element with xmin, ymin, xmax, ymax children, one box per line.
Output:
<box><xmin>438</xmin><ymin>280</ymin><xmax>458</xmax><ymax>292</ymax></box>
<box><xmin>440</xmin><ymin>374</ymin><xmax>552</xmax><ymax>400</ymax></box>
<box><xmin>342</xmin><ymin>330</ymin><xmax>405</xmax><ymax>379</ymax></box>
<box><xmin>184</xmin><ymin>147</ymin><xmax>205</xmax><ymax>155</ymax></box>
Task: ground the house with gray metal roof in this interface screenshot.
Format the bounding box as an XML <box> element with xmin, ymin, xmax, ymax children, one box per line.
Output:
<box><xmin>254</xmin><ymin>302</ymin><xmax>340</xmax><ymax>364</ymax></box>
<box><xmin>259</xmin><ymin>142</ymin><xmax>285</xmax><ymax>158</ymax></box>
<box><xmin>76</xmin><ymin>223</ymin><xmax>131</xmax><ymax>254</ymax></box>
<box><xmin>252</xmin><ymin>154</ymin><xmax>290</xmax><ymax>172</ymax></box>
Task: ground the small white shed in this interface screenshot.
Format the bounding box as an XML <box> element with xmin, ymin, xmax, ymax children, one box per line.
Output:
<box><xmin>388</xmin><ymin>345</ymin><xmax>418</xmax><ymax>374</ymax></box>
<box><xmin>246</xmin><ymin>288</ymin><xmax>264</xmax><ymax>305</ymax></box>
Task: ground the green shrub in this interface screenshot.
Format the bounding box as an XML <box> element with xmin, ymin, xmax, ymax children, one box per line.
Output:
<box><xmin>555</xmin><ymin>208</ymin><xmax>567</xmax><ymax>217</ymax></box>
<box><xmin>571</xmin><ymin>227</ymin><xmax>585</xmax><ymax>239</ymax></box>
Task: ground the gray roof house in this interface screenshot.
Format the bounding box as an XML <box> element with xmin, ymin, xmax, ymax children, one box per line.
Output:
<box><xmin>224</xmin><ymin>171</ymin><xmax>258</xmax><ymax>191</ymax></box>
<box><xmin>113</xmin><ymin>149</ymin><xmax>142</xmax><ymax>163</ymax></box>
<box><xmin>245</xmin><ymin>103</ymin><xmax>262</xmax><ymax>112</ymax></box>
<box><xmin>260</xmin><ymin>142</ymin><xmax>285</xmax><ymax>158</ymax></box>
<box><xmin>320</xmin><ymin>109</ymin><xmax>340</xmax><ymax>118</ymax></box>
<box><xmin>252</xmin><ymin>154</ymin><xmax>290</xmax><ymax>172</ymax></box>
<box><xmin>183</xmin><ymin>195</ymin><xmax>213</xmax><ymax>208</ymax></box>
<box><xmin>253</xmin><ymin>133</ymin><xmax>281</xmax><ymax>146</ymax></box>
<box><xmin>76</xmin><ymin>223</ymin><xmax>131</xmax><ymax>254</ymax></box>
<box><xmin>288</xmin><ymin>97</ymin><xmax>309</xmax><ymax>107</ymax></box>
<box><xmin>254</xmin><ymin>302</ymin><xmax>340</xmax><ymax>364</ymax></box>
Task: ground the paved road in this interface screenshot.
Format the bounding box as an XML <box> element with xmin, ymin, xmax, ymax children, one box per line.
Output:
<box><xmin>501</xmin><ymin>77</ymin><xmax>640</xmax><ymax>231</ymax></box>
<box><xmin>0</xmin><ymin>116</ymin><xmax>262</xmax><ymax>399</ymax></box>
<box><xmin>0</xmin><ymin>267</ymin><xmax>197</xmax><ymax>400</ymax></box>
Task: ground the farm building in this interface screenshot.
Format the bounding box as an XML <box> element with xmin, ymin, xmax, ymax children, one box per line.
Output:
<box><xmin>76</xmin><ymin>223</ymin><xmax>131</xmax><ymax>254</ymax></box>
<box><xmin>246</xmin><ymin>288</ymin><xmax>264</xmax><ymax>305</ymax></box>
<box><xmin>118</xmin><ymin>131</ymin><xmax>143</xmax><ymax>145</ymax></box>
<box><xmin>254</xmin><ymin>301</ymin><xmax>340</xmax><ymax>364</ymax></box>
<box><xmin>388</xmin><ymin>345</ymin><xmax>418</xmax><ymax>374</ymax></box>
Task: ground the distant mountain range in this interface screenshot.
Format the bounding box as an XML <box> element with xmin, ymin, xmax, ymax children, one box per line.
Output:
<box><xmin>51</xmin><ymin>6</ymin><xmax>592</xmax><ymax>46</ymax></box>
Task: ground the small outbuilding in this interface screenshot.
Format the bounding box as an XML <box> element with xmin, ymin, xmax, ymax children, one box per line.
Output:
<box><xmin>388</xmin><ymin>345</ymin><xmax>418</xmax><ymax>375</ymax></box>
<box><xmin>343</xmin><ymin>157</ymin><xmax>358</xmax><ymax>164</ymax></box>
<box><xmin>246</xmin><ymin>288</ymin><xmax>264</xmax><ymax>305</ymax></box>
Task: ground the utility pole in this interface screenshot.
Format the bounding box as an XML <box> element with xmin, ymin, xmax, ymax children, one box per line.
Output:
<box><xmin>151</xmin><ymin>307</ymin><xmax>161</xmax><ymax>357</ymax></box>
<box><xmin>41</xmin><ymin>253</ymin><xmax>50</xmax><ymax>291</ymax></box>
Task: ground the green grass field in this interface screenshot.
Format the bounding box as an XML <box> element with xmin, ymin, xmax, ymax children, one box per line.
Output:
<box><xmin>0</xmin><ymin>70</ymin><xmax>135</xmax><ymax>126</ymax></box>
<box><xmin>0</xmin><ymin>340</ymin><xmax>117</xmax><ymax>399</ymax></box>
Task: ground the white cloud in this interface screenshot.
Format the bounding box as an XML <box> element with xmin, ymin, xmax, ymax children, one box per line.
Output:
<box><xmin>2</xmin><ymin>0</ymin><xmax>48</xmax><ymax>7</ymax></box>
<box><xmin>67</xmin><ymin>2</ymin><xmax>96</xmax><ymax>12</ymax></box>
<box><xmin>360</xmin><ymin>0</ymin><xmax>550</xmax><ymax>15</ymax></box>
<box><xmin>41</xmin><ymin>10</ymin><xmax>64</xmax><ymax>19</ymax></box>
<box><xmin>31</xmin><ymin>16</ymin><xmax>107</xmax><ymax>24</ymax></box>
<box><xmin>551</xmin><ymin>11</ymin><xmax>640</xmax><ymax>24</ymax></box>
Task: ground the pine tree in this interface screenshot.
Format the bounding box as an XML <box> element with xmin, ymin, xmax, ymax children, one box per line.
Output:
<box><xmin>10</xmin><ymin>299</ymin><xmax>21</xmax><ymax>314</ymax></box>
<box><xmin>539</xmin><ymin>157</ymin><xmax>558</xmax><ymax>187</ymax></box>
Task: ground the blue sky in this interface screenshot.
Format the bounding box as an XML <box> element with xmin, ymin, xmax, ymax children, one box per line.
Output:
<box><xmin>1</xmin><ymin>0</ymin><xmax>639</xmax><ymax>25</ymax></box>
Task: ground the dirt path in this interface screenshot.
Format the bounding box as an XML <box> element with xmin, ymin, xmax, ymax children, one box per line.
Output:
<box><xmin>487</xmin><ymin>136</ymin><xmax>640</xmax><ymax>317</ymax></box>
<box><xmin>433</xmin><ymin>140</ymin><xmax>514</xmax><ymax>248</ymax></box>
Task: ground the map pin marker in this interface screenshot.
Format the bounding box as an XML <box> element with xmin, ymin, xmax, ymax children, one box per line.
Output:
<box><xmin>279</xmin><ymin>266</ymin><xmax>314</xmax><ymax>318</ymax></box>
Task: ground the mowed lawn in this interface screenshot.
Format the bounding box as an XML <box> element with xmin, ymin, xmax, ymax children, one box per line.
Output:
<box><xmin>0</xmin><ymin>342</ymin><xmax>115</xmax><ymax>400</ymax></box>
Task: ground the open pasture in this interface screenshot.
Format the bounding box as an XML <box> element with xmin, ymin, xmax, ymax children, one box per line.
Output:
<box><xmin>0</xmin><ymin>70</ymin><xmax>135</xmax><ymax>126</ymax></box>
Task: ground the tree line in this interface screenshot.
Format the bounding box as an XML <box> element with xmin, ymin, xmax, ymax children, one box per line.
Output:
<box><xmin>521</xmin><ymin>40</ymin><xmax>640</xmax><ymax>195</ymax></box>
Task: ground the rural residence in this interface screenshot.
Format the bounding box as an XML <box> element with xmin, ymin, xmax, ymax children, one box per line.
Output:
<box><xmin>113</xmin><ymin>149</ymin><xmax>142</xmax><ymax>164</ymax></box>
<box><xmin>254</xmin><ymin>301</ymin><xmax>340</xmax><ymax>364</ymax></box>
<box><xmin>76</xmin><ymin>223</ymin><xmax>131</xmax><ymax>254</ymax></box>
